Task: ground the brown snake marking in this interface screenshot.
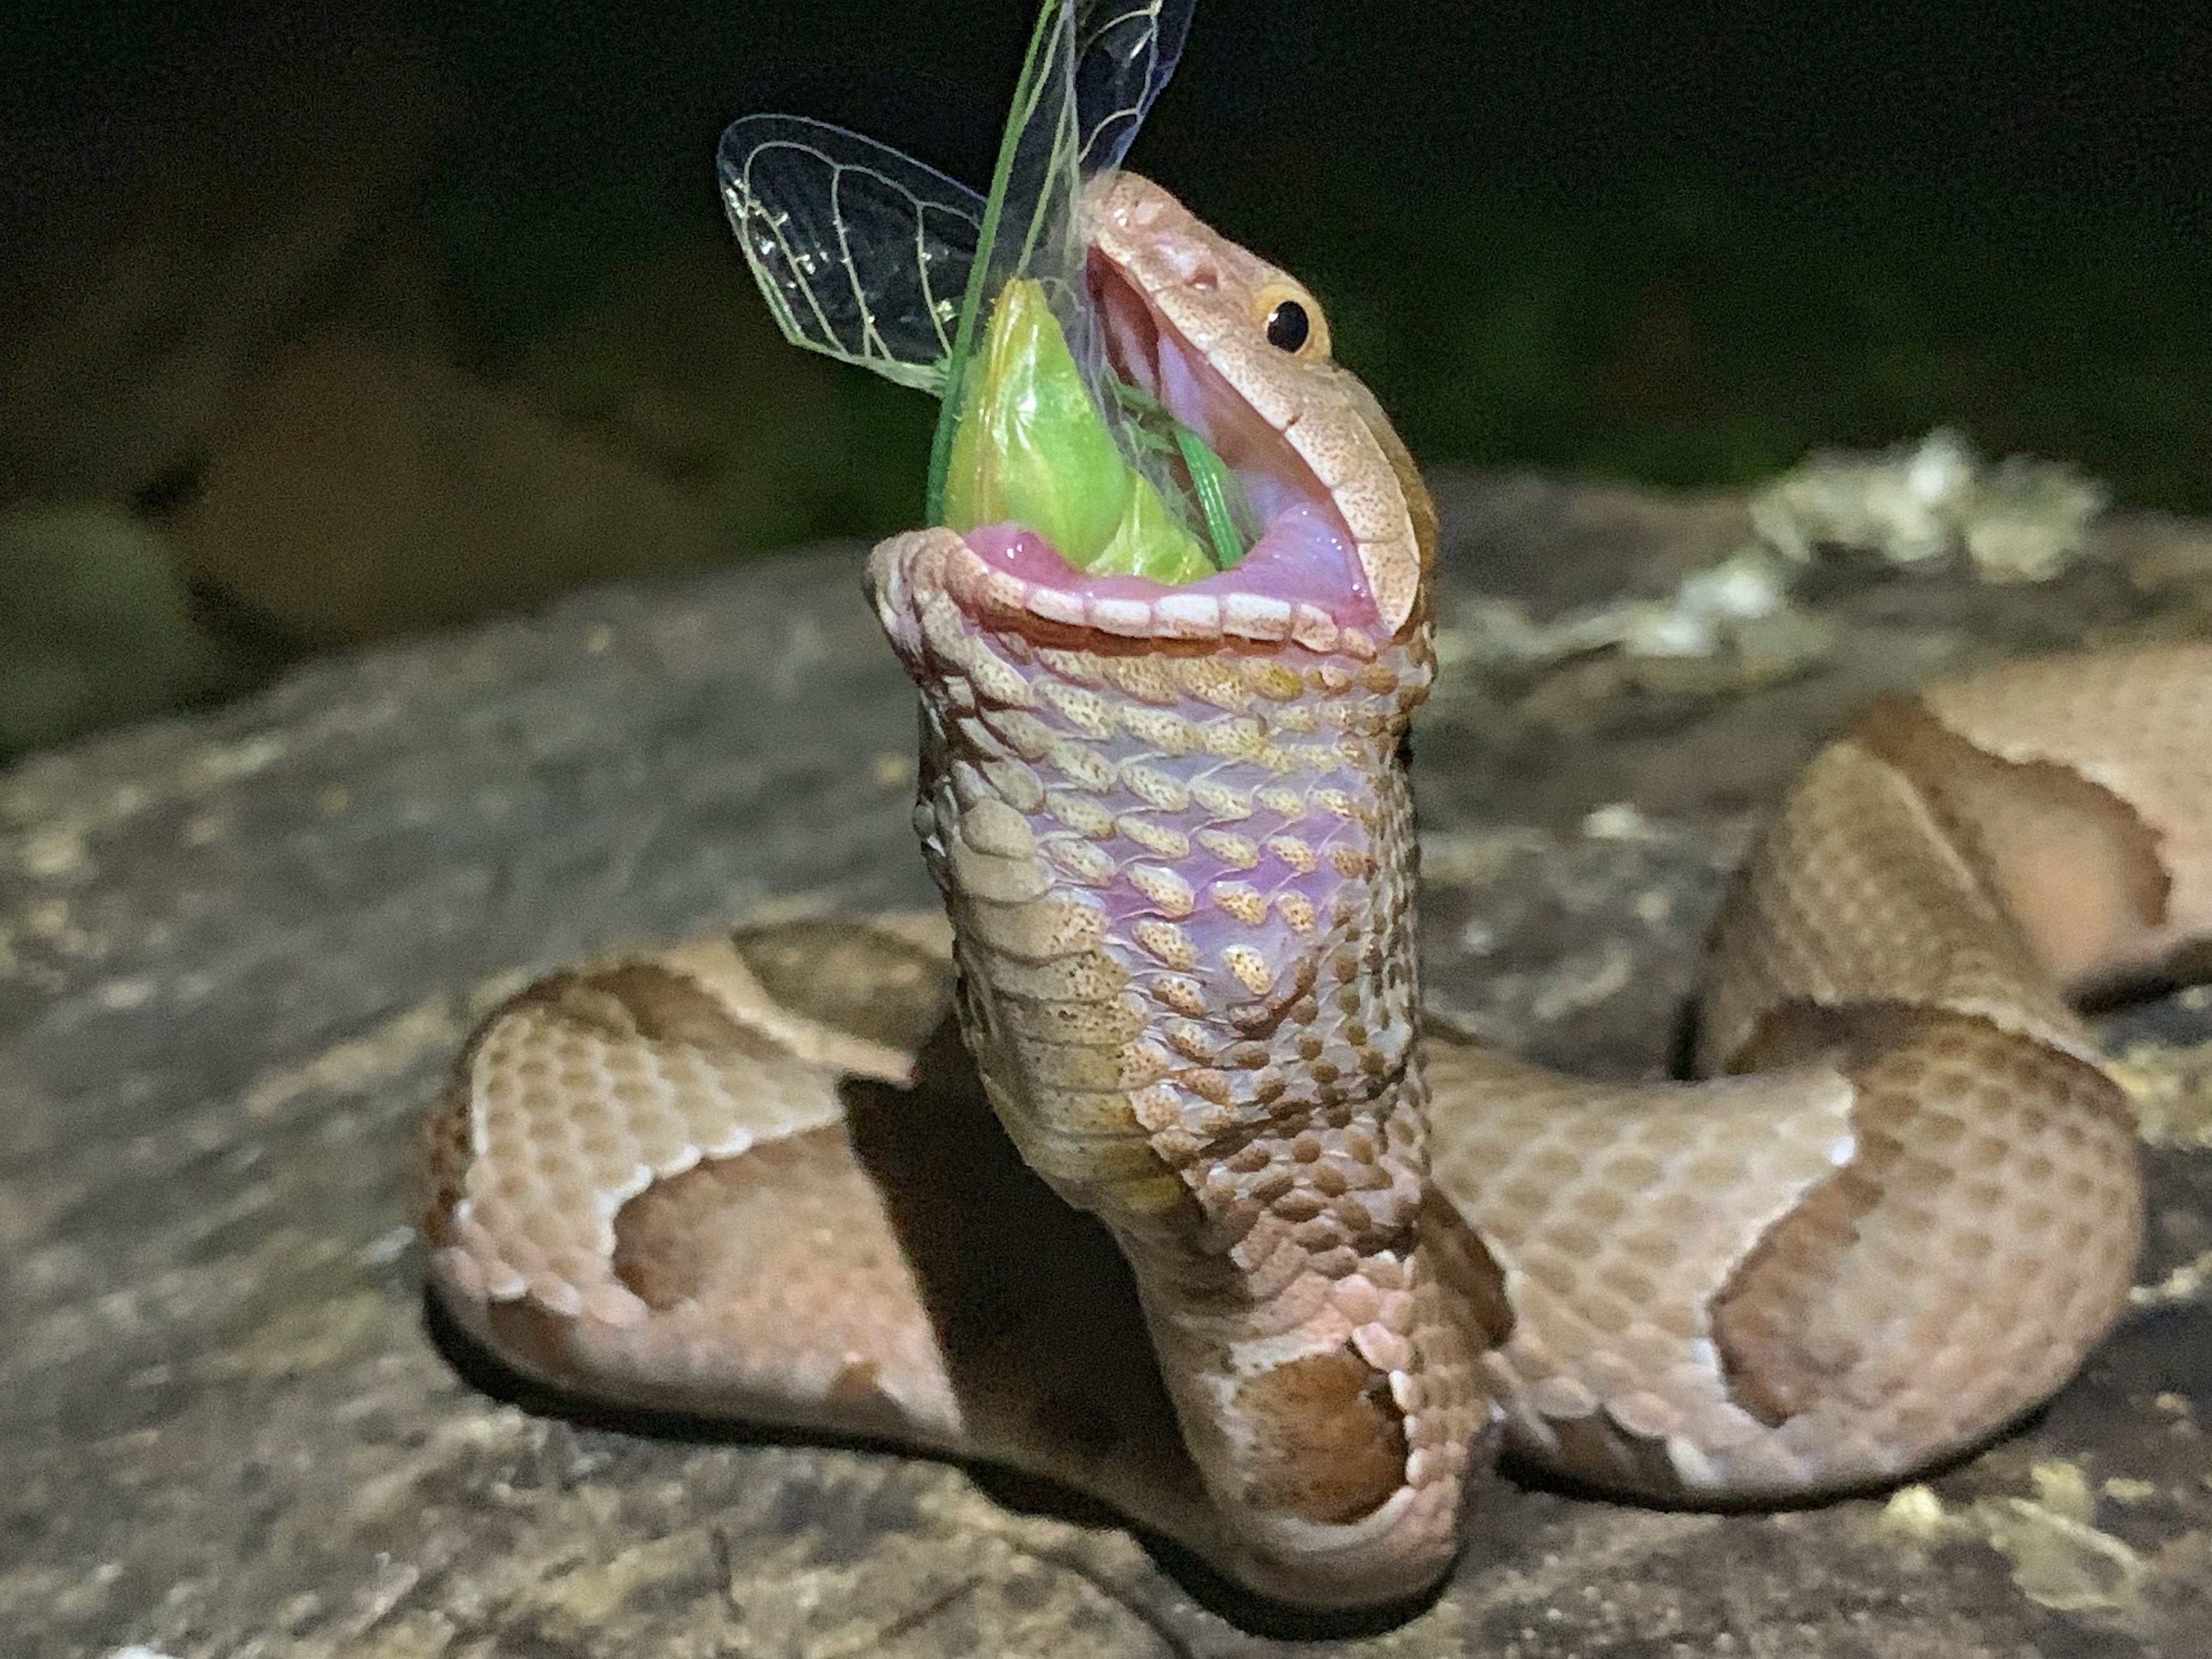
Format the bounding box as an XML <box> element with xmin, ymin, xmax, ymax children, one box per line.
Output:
<box><xmin>417</xmin><ymin>174</ymin><xmax>2212</xmax><ymax>1609</ymax></box>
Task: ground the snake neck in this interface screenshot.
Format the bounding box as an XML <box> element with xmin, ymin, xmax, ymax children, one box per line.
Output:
<box><xmin>869</xmin><ymin>527</ymin><xmax>1490</xmax><ymax>1602</ymax></box>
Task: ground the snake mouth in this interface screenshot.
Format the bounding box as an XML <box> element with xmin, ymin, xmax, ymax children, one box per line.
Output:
<box><xmin>947</xmin><ymin>258</ymin><xmax>1380</xmax><ymax>650</ymax></box>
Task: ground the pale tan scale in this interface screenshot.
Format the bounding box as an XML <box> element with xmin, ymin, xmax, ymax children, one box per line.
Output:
<box><xmin>1134</xmin><ymin>919</ymin><xmax>1200</xmax><ymax>971</ymax></box>
<box><xmin>1128</xmin><ymin>863</ymin><xmax>1197</xmax><ymax>918</ymax></box>
<box><xmin>997</xmin><ymin>990</ymin><xmax>1148</xmax><ymax>1050</ymax></box>
<box><xmin>1190</xmin><ymin>778</ymin><xmax>1255</xmax><ymax>818</ymax></box>
<box><xmin>1121</xmin><ymin>760</ymin><xmax>1193</xmax><ymax>813</ymax></box>
<box><xmin>1122</xmin><ymin>704</ymin><xmax>1204</xmax><ymax>753</ymax></box>
<box><xmin>962</xmin><ymin>889</ymin><xmax>1106</xmax><ymax>962</ymax></box>
<box><xmin>1239</xmin><ymin>659</ymin><xmax>1308</xmax><ymax>702</ymax></box>
<box><xmin>1175</xmin><ymin>658</ymin><xmax>1255</xmax><ymax>712</ymax></box>
<box><xmin>1290</xmin><ymin>606</ymin><xmax>1341</xmax><ymax>653</ymax></box>
<box><xmin>918</xmin><ymin>591</ymin><xmax>971</xmax><ymax>665</ymax></box>
<box><xmin>1224</xmin><ymin>944</ymin><xmax>1277</xmax><ymax>996</ymax></box>
<box><xmin>1119</xmin><ymin>814</ymin><xmax>1193</xmax><ymax>860</ymax></box>
<box><xmin>980</xmin><ymin>707</ymin><xmax>1054</xmax><ymax>763</ymax></box>
<box><xmin>1043</xmin><ymin>735</ymin><xmax>1119</xmax><ymax>793</ymax></box>
<box><xmin>418</xmin><ymin>166</ymin><xmax>2212</xmax><ymax>1613</ymax></box>
<box><xmin>947</xmin><ymin>839</ymin><xmax>1051</xmax><ymax>904</ymax></box>
<box><xmin>1097</xmin><ymin>653</ymin><xmax>1186</xmax><ymax>707</ymax></box>
<box><xmin>1202</xmin><ymin>715</ymin><xmax>1267</xmax><ymax>758</ymax></box>
<box><xmin>981</xmin><ymin>947</ymin><xmax>1126</xmax><ymax>1004</ymax></box>
<box><xmin>1212</xmin><ymin>881</ymin><xmax>1268</xmax><ymax>925</ymax></box>
<box><xmin>1196</xmin><ymin>828</ymin><xmax>1261</xmax><ymax>867</ymax></box>
<box><xmin>1155</xmin><ymin>975</ymin><xmax>1210</xmax><ymax>1018</ymax></box>
<box><xmin>956</xmin><ymin>796</ymin><xmax>1035</xmax><ymax>859</ymax></box>
<box><xmin>1042</xmin><ymin>835</ymin><xmax>1115</xmax><ymax>885</ymax></box>
<box><xmin>1165</xmin><ymin>1019</ymin><xmax>1220</xmax><ymax>1062</ymax></box>
<box><xmin>1039</xmin><ymin>678</ymin><xmax>1119</xmax><ymax>739</ymax></box>
<box><xmin>1314</xmin><ymin>787</ymin><xmax>1359</xmax><ymax>820</ymax></box>
<box><xmin>1045</xmin><ymin>789</ymin><xmax>1117</xmax><ymax>838</ymax></box>
<box><xmin>964</xmin><ymin>637</ymin><xmax>1036</xmax><ymax>707</ymax></box>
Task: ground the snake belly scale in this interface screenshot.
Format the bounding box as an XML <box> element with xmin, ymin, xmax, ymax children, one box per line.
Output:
<box><xmin>416</xmin><ymin>173</ymin><xmax>2212</xmax><ymax>1609</ymax></box>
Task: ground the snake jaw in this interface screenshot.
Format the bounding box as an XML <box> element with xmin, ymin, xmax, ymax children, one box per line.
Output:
<box><xmin>937</xmin><ymin>173</ymin><xmax>1430</xmax><ymax>649</ymax></box>
<box><xmin>1086</xmin><ymin>172</ymin><xmax>1430</xmax><ymax>636</ymax></box>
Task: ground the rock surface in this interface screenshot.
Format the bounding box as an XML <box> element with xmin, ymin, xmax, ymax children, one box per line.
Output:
<box><xmin>4</xmin><ymin>470</ymin><xmax>2209</xmax><ymax>1657</ymax></box>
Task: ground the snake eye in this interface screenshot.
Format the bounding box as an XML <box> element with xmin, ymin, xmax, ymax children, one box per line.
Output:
<box><xmin>1253</xmin><ymin>281</ymin><xmax>1330</xmax><ymax>358</ymax></box>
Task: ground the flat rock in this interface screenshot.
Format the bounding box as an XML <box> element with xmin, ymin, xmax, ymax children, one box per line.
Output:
<box><xmin>4</xmin><ymin>470</ymin><xmax>2208</xmax><ymax>1657</ymax></box>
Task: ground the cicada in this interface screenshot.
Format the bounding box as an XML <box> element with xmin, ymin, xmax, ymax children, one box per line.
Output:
<box><xmin>717</xmin><ymin>0</ymin><xmax>1256</xmax><ymax>584</ymax></box>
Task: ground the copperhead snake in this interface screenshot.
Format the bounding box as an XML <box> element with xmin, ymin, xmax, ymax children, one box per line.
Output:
<box><xmin>416</xmin><ymin>172</ymin><xmax>2212</xmax><ymax>1610</ymax></box>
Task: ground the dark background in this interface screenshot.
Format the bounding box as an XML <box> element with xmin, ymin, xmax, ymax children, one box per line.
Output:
<box><xmin>3</xmin><ymin>0</ymin><xmax>2208</xmax><ymax>755</ymax></box>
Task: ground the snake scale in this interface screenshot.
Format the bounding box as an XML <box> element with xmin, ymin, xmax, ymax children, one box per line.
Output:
<box><xmin>416</xmin><ymin>173</ymin><xmax>2212</xmax><ymax>1608</ymax></box>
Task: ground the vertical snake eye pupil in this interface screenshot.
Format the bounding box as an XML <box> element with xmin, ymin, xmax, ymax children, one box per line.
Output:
<box><xmin>1265</xmin><ymin>298</ymin><xmax>1311</xmax><ymax>353</ymax></box>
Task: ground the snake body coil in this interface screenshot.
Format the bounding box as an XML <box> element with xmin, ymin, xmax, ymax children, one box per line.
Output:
<box><xmin>417</xmin><ymin>176</ymin><xmax>2212</xmax><ymax>1608</ymax></box>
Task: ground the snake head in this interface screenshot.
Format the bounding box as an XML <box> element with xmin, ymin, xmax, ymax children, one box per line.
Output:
<box><xmin>900</xmin><ymin>172</ymin><xmax>1436</xmax><ymax>648</ymax></box>
<box><xmin>1086</xmin><ymin>173</ymin><xmax>1435</xmax><ymax>638</ymax></box>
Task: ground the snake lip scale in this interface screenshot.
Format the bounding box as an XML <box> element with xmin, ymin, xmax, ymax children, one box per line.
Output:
<box><xmin>418</xmin><ymin>172</ymin><xmax>2212</xmax><ymax>1612</ymax></box>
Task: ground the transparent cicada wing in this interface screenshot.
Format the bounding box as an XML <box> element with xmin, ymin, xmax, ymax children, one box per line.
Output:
<box><xmin>928</xmin><ymin>0</ymin><xmax>1220</xmax><ymax>553</ymax></box>
<box><xmin>717</xmin><ymin>114</ymin><xmax>985</xmax><ymax>394</ymax></box>
<box><xmin>927</xmin><ymin>0</ymin><xmax>1090</xmax><ymax>515</ymax></box>
<box><xmin>973</xmin><ymin>0</ymin><xmax>1200</xmax><ymax>319</ymax></box>
<box><xmin>717</xmin><ymin>0</ymin><xmax>1221</xmax><ymax>563</ymax></box>
<box><xmin>940</xmin><ymin>0</ymin><xmax>1194</xmax><ymax>370</ymax></box>
<box><xmin>1075</xmin><ymin>0</ymin><xmax>1194</xmax><ymax>173</ymax></box>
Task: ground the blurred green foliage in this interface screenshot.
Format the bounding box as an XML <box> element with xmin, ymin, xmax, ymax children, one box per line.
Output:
<box><xmin>1232</xmin><ymin>173</ymin><xmax>2212</xmax><ymax>514</ymax></box>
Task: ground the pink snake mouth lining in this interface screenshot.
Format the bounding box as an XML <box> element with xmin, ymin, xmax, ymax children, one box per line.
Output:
<box><xmin>952</xmin><ymin>257</ymin><xmax>1382</xmax><ymax>648</ymax></box>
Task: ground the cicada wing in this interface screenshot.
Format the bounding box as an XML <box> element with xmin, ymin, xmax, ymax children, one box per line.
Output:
<box><xmin>1075</xmin><ymin>0</ymin><xmax>1193</xmax><ymax>174</ymax></box>
<box><xmin>717</xmin><ymin>114</ymin><xmax>985</xmax><ymax>394</ymax></box>
<box><xmin>959</xmin><ymin>0</ymin><xmax>1200</xmax><ymax>310</ymax></box>
<box><xmin>928</xmin><ymin>0</ymin><xmax>1093</xmax><ymax>516</ymax></box>
<box><xmin>928</xmin><ymin>0</ymin><xmax>1206</xmax><ymax>540</ymax></box>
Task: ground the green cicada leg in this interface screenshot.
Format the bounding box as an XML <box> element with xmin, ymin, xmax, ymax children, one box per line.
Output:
<box><xmin>1109</xmin><ymin>379</ymin><xmax>1258</xmax><ymax>572</ymax></box>
<box><xmin>1172</xmin><ymin>424</ymin><xmax>1254</xmax><ymax>571</ymax></box>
